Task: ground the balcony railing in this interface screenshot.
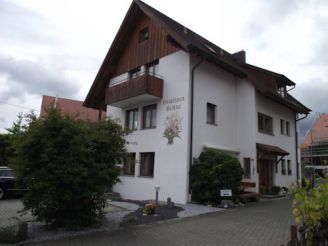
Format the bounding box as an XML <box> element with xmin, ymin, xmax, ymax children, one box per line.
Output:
<box><xmin>106</xmin><ymin>72</ymin><xmax>163</xmax><ymax>108</ymax></box>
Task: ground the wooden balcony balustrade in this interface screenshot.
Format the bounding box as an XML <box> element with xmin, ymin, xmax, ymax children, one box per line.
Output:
<box><xmin>106</xmin><ymin>73</ymin><xmax>163</xmax><ymax>106</ymax></box>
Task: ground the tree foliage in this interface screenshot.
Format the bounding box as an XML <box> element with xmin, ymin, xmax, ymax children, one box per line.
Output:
<box><xmin>293</xmin><ymin>178</ymin><xmax>328</xmax><ymax>243</ymax></box>
<box><xmin>190</xmin><ymin>149</ymin><xmax>243</xmax><ymax>204</ymax></box>
<box><xmin>0</xmin><ymin>112</ymin><xmax>34</xmax><ymax>167</ymax></box>
<box><xmin>11</xmin><ymin>108</ymin><xmax>126</xmax><ymax>228</ymax></box>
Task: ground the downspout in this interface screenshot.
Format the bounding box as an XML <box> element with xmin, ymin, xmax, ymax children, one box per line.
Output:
<box><xmin>188</xmin><ymin>57</ymin><xmax>203</xmax><ymax>200</ymax></box>
<box><xmin>295</xmin><ymin>112</ymin><xmax>309</xmax><ymax>185</ymax></box>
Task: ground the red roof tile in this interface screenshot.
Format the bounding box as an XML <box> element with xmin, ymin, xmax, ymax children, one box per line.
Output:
<box><xmin>304</xmin><ymin>114</ymin><xmax>328</xmax><ymax>145</ymax></box>
<box><xmin>41</xmin><ymin>95</ymin><xmax>106</xmax><ymax>122</ymax></box>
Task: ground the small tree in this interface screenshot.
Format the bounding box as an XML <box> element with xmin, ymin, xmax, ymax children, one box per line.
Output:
<box><xmin>12</xmin><ymin>108</ymin><xmax>126</xmax><ymax>228</ymax></box>
<box><xmin>190</xmin><ymin>149</ymin><xmax>243</xmax><ymax>204</ymax></box>
<box><xmin>293</xmin><ymin>178</ymin><xmax>328</xmax><ymax>245</ymax></box>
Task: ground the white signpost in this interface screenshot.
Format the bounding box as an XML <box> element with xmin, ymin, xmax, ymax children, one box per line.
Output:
<box><xmin>220</xmin><ymin>189</ymin><xmax>232</xmax><ymax>197</ymax></box>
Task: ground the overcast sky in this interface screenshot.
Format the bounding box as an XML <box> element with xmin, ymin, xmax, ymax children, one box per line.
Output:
<box><xmin>0</xmin><ymin>0</ymin><xmax>327</xmax><ymax>141</ymax></box>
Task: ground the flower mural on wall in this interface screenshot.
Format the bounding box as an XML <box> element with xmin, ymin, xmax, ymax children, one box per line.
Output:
<box><xmin>163</xmin><ymin>111</ymin><xmax>183</xmax><ymax>145</ymax></box>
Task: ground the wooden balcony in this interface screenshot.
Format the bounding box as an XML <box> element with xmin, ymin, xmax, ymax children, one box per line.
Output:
<box><xmin>106</xmin><ymin>73</ymin><xmax>163</xmax><ymax>108</ymax></box>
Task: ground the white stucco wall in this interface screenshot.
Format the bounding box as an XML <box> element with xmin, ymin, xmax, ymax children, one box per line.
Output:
<box><xmin>107</xmin><ymin>50</ymin><xmax>191</xmax><ymax>204</ymax></box>
<box><xmin>255</xmin><ymin>92</ymin><xmax>297</xmax><ymax>188</ymax></box>
<box><xmin>192</xmin><ymin>59</ymin><xmax>239</xmax><ymax>158</ymax></box>
<box><xmin>236</xmin><ymin>80</ymin><xmax>258</xmax><ymax>191</ymax></box>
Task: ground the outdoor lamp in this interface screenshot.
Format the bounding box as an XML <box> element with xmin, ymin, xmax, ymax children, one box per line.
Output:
<box><xmin>155</xmin><ymin>185</ymin><xmax>160</xmax><ymax>215</ymax></box>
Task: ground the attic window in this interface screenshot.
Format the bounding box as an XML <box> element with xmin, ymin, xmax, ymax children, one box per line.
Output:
<box><xmin>139</xmin><ymin>27</ymin><xmax>149</xmax><ymax>43</ymax></box>
<box><xmin>204</xmin><ymin>44</ymin><xmax>217</xmax><ymax>55</ymax></box>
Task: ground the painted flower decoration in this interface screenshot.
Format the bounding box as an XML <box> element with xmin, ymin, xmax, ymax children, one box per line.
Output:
<box><xmin>163</xmin><ymin>111</ymin><xmax>183</xmax><ymax>145</ymax></box>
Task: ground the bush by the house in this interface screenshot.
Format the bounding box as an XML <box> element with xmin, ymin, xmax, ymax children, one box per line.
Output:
<box><xmin>190</xmin><ymin>149</ymin><xmax>243</xmax><ymax>204</ymax></box>
<box><xmin>11</xmin><ymin>108</ymin><xmax>126</xmax><ymax>229</ymax></box>
<box><xmin>293</xmin><ymin>178</ymin><xmax>328</xmax><ymax>245</ymax></box>
<box><xmin>143</xmin><ymin>203</ymin><xmax>157</xmax><ymax>215</ymax></box>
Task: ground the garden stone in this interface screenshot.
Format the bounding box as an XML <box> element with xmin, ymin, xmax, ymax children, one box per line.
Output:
<box><xmin>219</xmin><ymin>200</ymin><xmax>235</xmax><ymax>208</ymax></box>
<box><xmin>0</xmin><ymin>217</ymin><xmax>27</xmax><ymax>244</ymax></box>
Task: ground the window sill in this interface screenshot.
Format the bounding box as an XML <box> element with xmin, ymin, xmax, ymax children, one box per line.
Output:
<box><xmin>120</xmin><ymin>174</ymin><xmax>135</xmax><ymax>177</ymax></box>
<box><xmin>141</xmin><ymin>127</ymin><xmax>156</xmax><ymax>130</ymax></box>
<box><xmin>258</xmin><ymin>130</ymin><xmax>274</xmax><ymax>136</ymax></box>
<box><xmin>206</xmin><ymin>122</ymin><xmax>217</xmax><ymax>126</ymax></box>
<box><xmin>138</xmin><ymin>175</ymin><xmax>154</xmax><ymax>179</ymax></box>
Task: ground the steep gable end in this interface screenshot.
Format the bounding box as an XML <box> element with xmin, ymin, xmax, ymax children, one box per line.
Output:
<box><xmin>113</xmin><ymin>12</ymin><xmax>180</xmax><ymax>76</ymax></box>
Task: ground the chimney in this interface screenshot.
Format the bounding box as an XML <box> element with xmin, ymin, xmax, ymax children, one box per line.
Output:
<box><xmin>232</xmin><ymin>50</ymin><xmax>246</xmax><ymax>63</ymax></box>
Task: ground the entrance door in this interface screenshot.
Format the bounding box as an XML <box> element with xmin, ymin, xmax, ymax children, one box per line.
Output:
<box><xmin>259</xmin><ymin>159</ymin><xmax>273</xmax><ymax>193</ymax></box>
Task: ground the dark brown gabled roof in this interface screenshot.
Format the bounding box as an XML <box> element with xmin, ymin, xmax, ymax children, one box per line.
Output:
<box><xmin>84</xmin><ymin>0</ymin><xmax>247</xmax><ymax>109</ymax></box>
<box><xmin>244</xmin><ymin>63</ymin><xmax>295</xmax><ymax>87</ymax></box>
<box><xmin>264</xmin><ymin>92</ymin><xmax>311</xmax><ymax>114</ymax></box>
<box><xmin>84</xmin><ymin>0</ymin><xmax>310</xmax><ymax>115</ymax></box>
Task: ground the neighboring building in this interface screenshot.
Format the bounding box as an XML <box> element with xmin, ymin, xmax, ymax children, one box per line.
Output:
<box><xmin>41</xmin><ymin>95</ymin><xmax>106</xmax><ymax>122</ymax></box>
<box><xmin>84</xmin><ymin>0</ymin><xmax>310</xmax><ymax>204</ymax></box>
<box><xmin>301</xmin><ymin>114</ymin><xmax>328</xmax><ymax>166</ymax></box>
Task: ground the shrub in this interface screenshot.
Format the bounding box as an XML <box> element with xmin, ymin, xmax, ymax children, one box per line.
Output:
<box><xmin>292</xmin><ymin>178</ymin><xmax>328</xmax><ymax>244</ymax></box>
<box><xmin>190</xmin><ymin>149</ymin><xmax>243</xmax><ymax>204</ymax></box>
<box><xmin>11</xmin><ymin>108</ymin><xmax>126</xmax><ymax>229</ymax></box>
<box><xmin>143</xmin><ymin>203</ymin><xmax>157</xmax><ymax>215</ymax></box>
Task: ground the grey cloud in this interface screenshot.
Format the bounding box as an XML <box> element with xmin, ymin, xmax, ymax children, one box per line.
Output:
<box><xmin>0</xmin><ymin>0</ymin><xmax>58</xmax><ymax>43</ymax></box>
<box><xmin>244</xmin><ymin>0</ymin><xmax>328</xmax><ymax>39</ymax></box>
<box><xmin>245</xmin><ymin>0</ymin><xmax>301</xmax><ymax>38</ymax></box>
<box><xmin>308</xmin><ymin>16</ymin><xmax>328</xmax><ymax>67</ymax></box>
<box><xmin>0</xmin><ymin>54</ymin><xmax>80</xmax><ymax>102</ymax></box>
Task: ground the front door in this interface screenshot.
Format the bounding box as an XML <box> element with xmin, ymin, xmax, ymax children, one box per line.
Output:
<box><xmin>259</xmin><ymin>159</ymin><xmax>273</xmax><ymax>193</ymax></box>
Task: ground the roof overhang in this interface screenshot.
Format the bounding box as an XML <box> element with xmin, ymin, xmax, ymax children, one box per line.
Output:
<box><xmin>264</xmin><ymin>92</ymin><xmax>311</xmax><ymax>114</ymax></box>
<box><xmin>256</xmin><ymin>143</ymin><xmax>289</xmax><ymax>156</ymax></box>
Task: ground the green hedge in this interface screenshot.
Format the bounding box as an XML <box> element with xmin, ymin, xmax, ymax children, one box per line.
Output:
<box><xmin>190</xmin><ymin>149</ymin><xmax>243</xmax><ymax>204</ymax></box>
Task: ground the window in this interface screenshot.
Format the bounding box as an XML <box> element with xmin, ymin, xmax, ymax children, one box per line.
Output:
<box><xmin>280</xmin><ymin>119</ymin><xmax>285</xmax><ymax>135</ymax></box>
<box><xmin>139</xmin><ymin>27</ymin><xmax>149</xmax><ymax>43</ymax></box>
<box><xmin>207</xmin><ymin>103</ymin><xmax>216</xmax><ymax>125</ymax></box>
<box><xmin>286</xmin><ymin>121</ymin><xmax>290</xmax><ymax>136</ymax></box>
<box><xmin>146</xmin><ymin>60</ymin><xmax>159</xmax><ymax>75</ymax></box>
<box><xmin>142</xmin><ymin>104</ymin><xmax>157</xmax><ymax>129</ymax></box>
<box><xmin>129</xmin><ymin>67</ymin><xmax>141</xmax><ymax>79</ymax></box>
<box><xmin>243</xmin><ymin>158</ymin><xmax>251</xmax><ymax>179</ymax></box>
<box><xmin>275</xmin><ymin>162</ymin><xmax>278</xmax><ymax>173</ymax></box>
<box><xmin>258</xmin><ymin>113</ymin><xmax>273</xmax><ymax>135</ymax></box>
<box><xmin>287</xmin><ymin>160</ymin><xmax>292</xmax><ymax>175</ymax></box>
<box><xmin>126</xmin><ymin>109</ymin><xmax>138</xmax><ymax>131</ymax></box>
<box><xmin>123</xmin><ymin>153</ymin><xmax>136</xmax><ymax>176</ymax></box>
<box><xmin>140</xmin><ymin>152</ymin><xmax>154</xmax><ymax>177</ymax></box>
<box><xmin>281</xmin><ymin>159</ymin><xmax>286</xmax><ymax>175</ymax></box>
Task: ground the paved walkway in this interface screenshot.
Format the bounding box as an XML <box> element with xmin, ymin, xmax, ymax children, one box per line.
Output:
<box><xmin>22</xmin><ymin>197</ymin><xmax>294</xmax><ymax>246</ymax></box>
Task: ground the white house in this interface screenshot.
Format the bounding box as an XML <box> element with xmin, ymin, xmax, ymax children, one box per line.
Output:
<box><xmin>84</xmin><ymin>0</ymin><xmax>310</xmax><ymax>204</ymax></box>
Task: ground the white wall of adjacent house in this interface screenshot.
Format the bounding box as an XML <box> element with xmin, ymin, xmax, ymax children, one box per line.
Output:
<box><xmin>191</xmin><ymin>59</ymin><xmax>259</xmax><ymax>192</ymax></box>
<box><xmin>255</xmin><ymin>92</ymin><xmax>297</xmax><ymax>188</ymax></box>
<box><xmin>107</xmin><ymin>50</ymin><xmax>191</xmax><ymax>204</ymax></box>
<box><xmin>192</xmin><ymin>59</ymin><xmax>239</xmax><ymax>158</ymax></box>
<box><xmin>236</xmin><ymin>79</ymin><xmax>258</xmax><ymax>191</ymax></box>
